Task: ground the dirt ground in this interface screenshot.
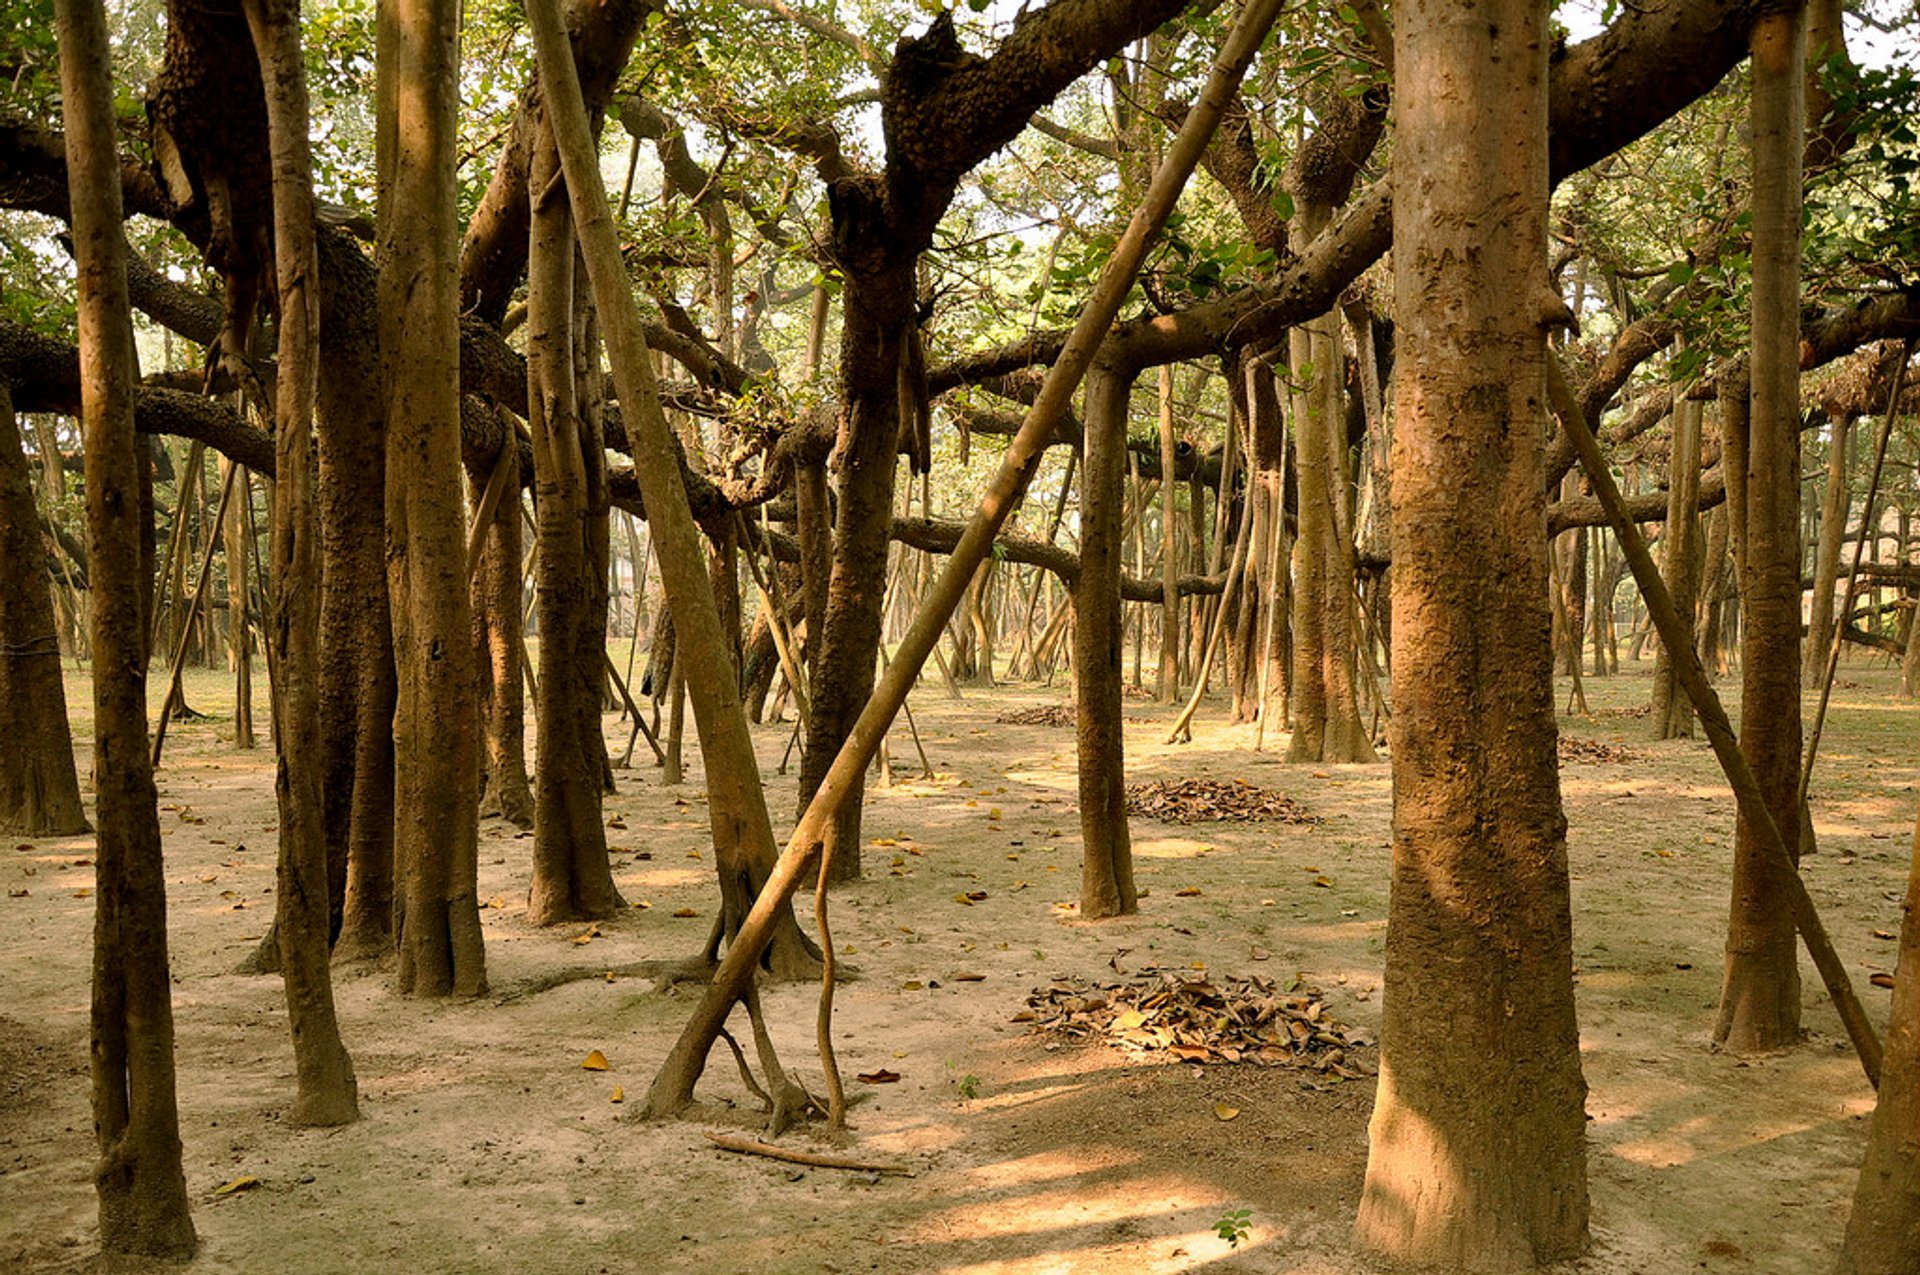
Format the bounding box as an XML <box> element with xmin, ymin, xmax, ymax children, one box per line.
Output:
<box><xmin>2</xmin><ymin>653</ymin><xmax>1912</xmax><ymax>1273</ymax></box>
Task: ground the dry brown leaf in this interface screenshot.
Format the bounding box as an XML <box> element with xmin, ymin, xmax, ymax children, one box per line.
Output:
<box><xmin>1213</xmin><ymin>1103</ymin><xmax>1241</xmax><ymax>1121</ymax></box>
<box><xmin>671</xmin><ymin>907</ymin><xmax>698</xmax><ymax>918</ymax></box>
<box><xmin>856</xmin><ymin>1070</ymin><xmax>901</xmax><ymax>1084</ymax></box>
<box><xmin>1871</xmin><ymin>973</ymin><xmax>1898</xmax><ymax>989</ymax></box>
<box><xmin>581</xmin><ymin>1050</ymin><xmax>611</xmax><ymax>1071</ymax></box>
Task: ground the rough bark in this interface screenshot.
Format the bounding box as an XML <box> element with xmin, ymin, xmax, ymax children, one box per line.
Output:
<box><xmin>526</xmin><ymin>128</ymin><xmax>620</xmax><ymax>925</ymax></box>
<box><xmin>1715</xmin><ymin>2</ymin><xmax>1806</xmax><ymax>1054</ymax></box>
<box><xmin>316</xmin><ymin>230</ymin><xmax>396</xmax><ymax>963</ymax></box>
<box><xmin>1074</xmin><ymin>357</ymin><xmax>1137</xmax><ymax>919</ymax></box>
<box><xmin>57</xmin><ymin>0</ymin><xmax>198</xmax><ymax>1249</ymax></box>
<box><xmin>1652</xmin><ymin>398</ymin><xmax>1704</xmax><ymax>737</ymax></box>
<box><xmin>1352</xmin><ymin>1</ymin><xmax>1591</xmax><ymax>1267</ymax></box>
<box><xmin>380</xmin><ymin>0</ymin><xmax>486</xmax><ymax>997</ymax></box>
<box><xmin>469</xmin><ymin>435</ymin><xmax>533</xmax><ymax>829</ymax></box>
<box><xmin>1837</xmin><ymin>804</ymin><xmax>1920</xmax><ymax>1274</ymax></box>
<box><xmin>0</xmin><ymin>384</ymin><xmax>88</xmax><ymax>836</ymax></box>
<box><xmin>527</xmin><ymin>0</ymin><xmax>817</xmax><ymax>978</ymax></box>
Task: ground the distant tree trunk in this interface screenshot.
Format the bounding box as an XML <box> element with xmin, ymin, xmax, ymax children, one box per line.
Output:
<box><xmin>468</xmin><ymin>434</ymin><xmax>533</xmax><ymax>829</ymax></box>
<box><xmin>246</xmin><ymin>0</ymin><xmax>360</xmax><ymax>1125</ymax></box>
<box><xmin>0</xmin><ymin>384</ymin><xmax>88</xmax><ymax>836</ymax></box>
<box><xmin>1715</xmin><ymin>1</ymin><xmax>1805</xmax><ymax>1054</ymax></box>
<box><xmin>526</xmin><ymin>126</ymin><xmax>619</xmax><ymax>926</ymax></box>
<box><xmin>1806</xmin><ymin>412</ymin><xmax>1852</xmax><ymax>681</ymax></box>
<box><xmin>379</xmin><ymin>0</ymin><xmax>486</xmax><ymax>996</ymax></box>
<box><xmin>1652</xmin><ymin>397</ymin><xmax>1702</xmax><ymax>737</ymax></box>
<box><xmin>1697</xmin><ymin>502</ymin><xmax>1732</xmax><ymax>676</ymax></box>
<box><xmin>1353</xmin><ymin>0</ymin><xmax>1590</xmax><ymax>1267</ymax></box>
<box><xmin>57</xmin><ymin>0</ymin><xmax>198</xmax><ymax>1249</ymax></box>
<box><xmin>223</xmin><ymin>458</ymin><xmax>255</xmax><ymax>748</ymax></box>
<box><xmin>1838</xmin><ymin>804</ymin><xmax>1920</xmax><ymax>1274</ymax></box>
<box><xmin>1074</xmin><ymin>355</ymin><xmax>1137</xmax><ymax>919</ymax></box>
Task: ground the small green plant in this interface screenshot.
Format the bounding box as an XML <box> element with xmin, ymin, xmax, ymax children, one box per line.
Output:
<box><xmin>1213</xmin><ymin>1207</ymin><xmax>1253</xmax><ymax>1249</ymax></box>
<box><xmin>956</xmin><ymin>1073</ymin><xmax>980</xmax><ymax>1101</ymax></box>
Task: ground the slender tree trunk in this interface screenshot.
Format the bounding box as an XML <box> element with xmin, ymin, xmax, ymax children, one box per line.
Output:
<box><xmin>57</xmin><ymin>0</ymin><xmax>197</xmax><ymax>1248</ymax></box>
<box><xmin>1075</xmin><ymin>356</ymin><xmax>1137</xmax><ymax>919</ymax></box>
<box><xmin>1286</xmin><ymin>328</ymin><xmax>1330</xmax><ymax>760</ymax></box>
<box><xmin>1157</xmin><ymin>363</ymin><xmax>1180</xmax><ymax>701</ymax></box>
<box><xmin>1838</xmin><ymin>803</ymin><xmax>1920</xmax><ymax>1274</ymax></box>
<box><xmin>1652</xmin><ymin>397</ymin><xmax>1703</xmax><ymax>737</ymax></box>
<box><xmin>469</xmin><ymin>436</ymin><xmax>533</xmax><ymax>828</ymax></box>
<box><xmin>526</xmin><ymin>126</ymin><xmax>619</xmax><ymax>925</ymax></box>
<box><xmin>0</xmin><ymin>385</ymin><xmax>88</xmax><ymax>835</ymax></box>
<box><xmin>223</xmin><ymin>458</ymin><xmax>255</xmax><ymax>748</ymax></box>
<box><xmin>1353</xmin><ymin>0</ymin><xmax>1590</xmax><ymax>1266</ymax></box>
<box><xmin>1716</xmin><ymin>3</ymin><xmax>1806</xmax><ymax>1053</ymax></box>
<box><xmin>529</xmin><ymin>0</ymin><xmax>817</xmax><ymax>976</ymax></box>
<box><xmin>379</xmin><ymin>0</ymin><xmax>486</xmax><ymax>996</ymax></box>
<box><xmin>1806</xmin><ymin>412</ymin><xmax>1853</xmax><ymax>680</ymax></box>
<box><xmin>247</xmin><ymin>0</ymin><xmax>360</xmax><ymax>1124</ymax></box>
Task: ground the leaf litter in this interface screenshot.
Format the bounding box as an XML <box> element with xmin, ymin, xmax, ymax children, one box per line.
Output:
<box><xmin>1124</xmin><ymin>778</ymin><xmax>1318</xmax><ymax>826</ymax></box>
<box><xmin>1019</xmin><ymin>969</ymin><xmax>1375</xmax><ymax>1081</ymax></box>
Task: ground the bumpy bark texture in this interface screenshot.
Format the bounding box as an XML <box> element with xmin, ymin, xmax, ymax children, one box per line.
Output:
<box><xmin>1073</xmin><ymin>358</ymin><xmax>1137</xmax><ymax>919</ymax></box>
<box><xmin>58</xmin><ymin>0</ymin><xmax>198</xmax><ymax>1250</ymax></box>
<box><xmin>0</xmin><ymin>385</ymin><xmax>89</xmax><ymax>836</ymax></box>
<box><xmin>1837</xmin><ymin>805</ymin><xmax>1920</xmax><ymax>1274</ymax></box>
<box><xmin>526</xmin><ymin>130</ymin><xmax>620</xmax><ymax>926</ymax></box>
<box><xmin>1353</xmin><ymin>0</ymin><xmax>1591</xmax><ymax>1268</ymax></box>
<box><xmin>1716</xmin><ymin>3</ymin><xmax>1805</xmax><ymax>1054</ymax></box>
<box><xmin>379</xmin><ymin>0</ymin><xmax>487</xmax><ymax>997</ymax></box>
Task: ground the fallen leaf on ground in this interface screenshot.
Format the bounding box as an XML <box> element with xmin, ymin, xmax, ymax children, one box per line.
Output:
<box><xmin>1871</xmin><ymin>973</ymin><xmax>1898</xmax><ymax>989</ymax></box>
<box><xmin>671</xmin><ymin>907</ymin><xmax>698</xmax><ymax>918</ymax></box>
<box><xmin>856</xmin><ymin>1070</ymin><xmax>901</xmax><ymax>1084</ymax></box>
<box><xmin>1213</xmin><ymin>1103</ymin><xmax>1241</xmax><ymax>1121</ymax></box>
<box><xmin>581</xmin><ymin>1050</ymin><xmax>611</xmax><ymax>1071</ymax></box>
<box><xmin>610</xmin><ymin>1087</ymin><xmax>625</xmax><ymax>1103</ymax></box>
<box><xmin>213</xmin><ymin>1176</ymin><xmax>261</xmax><ymax>1197</ymax></box>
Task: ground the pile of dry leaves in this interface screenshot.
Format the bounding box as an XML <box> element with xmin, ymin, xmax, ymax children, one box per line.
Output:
<box><xmin>994</xmin><ymin>705</ymin><xmax>1077</xmax><ymax>727</ymax></box>
<box><xmin>1557</xmin><ymin>736</ymin><xmax>1639</xmax><ymax>764</ymax></box>
<box><xmin>1018</xmin><ymin>970</ymin><xmax>1374</xmax><ymax>1079</ymax></box>
<box><xmin>1125</xmin><ymin>778</ymin><xmax>1318</xmax><ymax>825</ymax></box>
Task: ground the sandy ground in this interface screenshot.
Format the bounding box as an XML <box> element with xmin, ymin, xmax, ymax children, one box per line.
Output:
<box><xmin>1</xmin><ymin>653</ymin><xmax>1913</xmax><ymax>1274</ymax></box>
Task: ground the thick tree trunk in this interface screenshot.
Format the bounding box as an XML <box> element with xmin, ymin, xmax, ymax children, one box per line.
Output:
<box><xmin>379</xmin><ymin>0</ymin><xmax>487</xmax><ymax>996</ymax></box>
<box><xmin>1652</xmin><ymin>397</ymin><xmax>1703</xmax><ymax>737</ymax></box>
<box><xmin>1715</xmin><ymin>4</ymin><xmax>1806</xmax><ymax>1054</ymax></box>
<box><xmin>1074</xmin><ymin>356</ymin><xmax>1137</xmax><ymax>919</ymax></box>
<box><xmin>1353</xmin><ymin>0</ymin><xmax>1590</xmax><ymax>1267</ymax></box>
<box><xmin>1285</xmin><ymin>328</ymin><xmax>1329</xmax><ymax>760</ymax></box>
<box><xmin>317</xmin><ymin>233</ymin><xmax>396</xmax><ymax>963</ymax></box>
<box><xmin>526</xmin><ymin>128</ymin><xmax>620</xmax><ymax>926</ymax></box>
<box><xmin>796</xmin><ymin>259</ymin><xmax>916</xmax><ymax>884</ymax></box>
<box><xmin>0</xmin><ymin>384</ymin><xmax>88</xmax><ymax>835</ymax></box>
<box><xmin>57</xmin><ymin>0</ymin><xmax>198</xmax><ymax>1250</ymax></box>
<box><xmin>1837</xmin><ymin>805</ymin><xmax>1920</xmax><ymax>1274</ymax></box>
<box><xmin>246</xmin><ymin>0</ymin><xmax>360</xmax><ymax>1125</ymax></box>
